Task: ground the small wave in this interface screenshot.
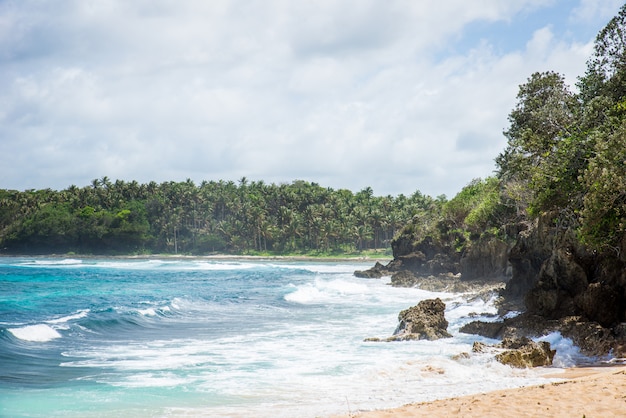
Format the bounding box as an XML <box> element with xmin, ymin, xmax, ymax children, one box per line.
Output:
<box><xmin>46</xmin><ymin>309</ymin><xmax>90</xmax><ymax>324</ymax></box>
<box><xmin>285</xmin><ymin>278</ymin><xmax>369</xmax><ymax>304</ymax></box>
<box><xmin>535</xmin><ymin>332</ymin><xmax>593</xmax><ymax>367</ymax></box>
<box><xmin>20</xmin><ymin>258</ymin><xmax>84</xmax><ymax>267</ymax></box>
<box><xmin>136</xmin><ymin>306</ymin><xmax>171</xmax><ymax>317</ymax></box>
<box><xmin>8</xmin><ymin>324</ymin><xmax>62</xmax><ymax>342</ymax></box>
<box><xmin>284</xmin><ymin>285</ymin><xmax>323</xmax><ymax>304</ymax></box>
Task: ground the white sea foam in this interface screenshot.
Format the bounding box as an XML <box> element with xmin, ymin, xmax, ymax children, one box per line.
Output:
<box><xmin>273</xmin><ymin>262</ymin><xmax>375</xmax><ymax>274</ymax></box>
<box><xmin>284</xmin><ymin>277</ymin><xmax>372</xmax><ymax>304</ymax></box>
<box><xmin>46</xmin><ymin>309</ymin><xmax>90</xmax><ymax>324</ymax></box>
<box><xmin>536</xmin><ymin>332</ymin><xmax>593</xmax><ymax>367</ymax></box>
<box><xmin>23</xmin><ymin>258</ymin><xmax>83</xmax><ymax>267</ymax></box>
<box><xmin>8</xmin><ymin>324</ymin><xmax>62</xmax><ymax>342</ymax></box>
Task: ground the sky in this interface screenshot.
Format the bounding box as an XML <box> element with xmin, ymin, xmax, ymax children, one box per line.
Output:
<box><xmin>1</xmin><ymin>0</ymin><xmax>624</xmax><ymax>198</ymax></box>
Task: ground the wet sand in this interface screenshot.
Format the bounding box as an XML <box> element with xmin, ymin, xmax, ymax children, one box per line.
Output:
<box><xmin>336</xmin><ymin>366</ymin><xmax>626</xmax><ymax>418</ymax></box>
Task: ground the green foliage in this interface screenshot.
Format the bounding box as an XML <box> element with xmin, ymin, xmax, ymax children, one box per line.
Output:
<box><xmin>443</xmin><ymin>177</ymin><xmax>511</xmax><ymax>235</ymax></box>
<box><xmin>496</xmin><ymin>71</ymin><xmax>578</xmax><ymax>184</ymax></box>
<box><xmin>579</xmin><ymin>121</ymin><xmax>626</xmax><ymax>250</ymax></box>
<box><xmin>0</xmin><ymin>178</ymin><xmax>432</xmax><ymax>255</ymax></box>
<box><xmin>496</xmin><ymin>4</ymin><xmax>626</xmax><ymax>251</ymax></box>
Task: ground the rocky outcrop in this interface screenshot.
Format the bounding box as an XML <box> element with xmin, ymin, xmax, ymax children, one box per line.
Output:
<box><xmin>460</xmin><ymin>312</ymin><xmax>626</xmax><ymax>358</ymax></box>
<box><xmin>460</xmin><ymin>236</ymin><xmax>510</xmax><ymax>280</ymax></box>
<box><xmin>354</xmin><ymin>261</ymin><xmax>388</xmax><ymax>278</ymax></box>
<box><xmin>389</xmin><ymin>271</ymin><xmax>506</xmax><ymax>296</ymax></box>
<box><xmin>355</xmin><ymin>233</ymin><xmax>512</xmax><ymax>284</ymax></box>
<box><xmin>495</xmin><ymin>337</ymin><xmax>555</xmax><ymax>368</ymax></box>
<box><xmin>502</xmin><ymin>213</ymin><xmax>626</xmax><ymax>328</ymax></box>
<box><xmin>392</xmin><ymin>298</ymin><xmax>452</xmax><ymax>341</ymax></box>
<box><xmin>466</xmin><ymin>337</ymin><xmax>555</xmax><ymax>368</ymax></box>
<box><xmin>366</xmin><ymin>298</ymin><xmax>452</xmax><ymax>342</ymax></box>
<box><xmin>358</xmin><ymin>209</ymin><xmax>626</xmax><ymax>358</ymax></box>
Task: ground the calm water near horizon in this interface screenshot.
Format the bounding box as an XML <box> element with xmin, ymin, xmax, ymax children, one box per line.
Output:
<box><xmin>0</xmin><ymin>257</ymin><xmax>587</xmax><ymax>417</ymax></box>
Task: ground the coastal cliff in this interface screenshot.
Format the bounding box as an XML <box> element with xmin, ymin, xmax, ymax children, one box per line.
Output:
<box><xmin>356</xmin><ymin>211</ymin><xmax>626</xmax><ymax>357</ymax></box>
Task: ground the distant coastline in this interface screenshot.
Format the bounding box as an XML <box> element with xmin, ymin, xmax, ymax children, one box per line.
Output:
<box><xmin>0</xmin><ymin>253</ymin><xmax>393</xmax><ymax>264</ymax></box>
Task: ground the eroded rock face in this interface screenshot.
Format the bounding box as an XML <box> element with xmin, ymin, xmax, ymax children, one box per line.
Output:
<box><xmin>358</xmin><ymin>209</ymin><xmax>626</xmax><ymax>357</ymax></box>
<box><xmin>390</xmin><ymin>298</ymin><xmax>452</xmax><ymax>341</ymax></box>
<box><xmin>460</xmin><ymin>236</ymin><xmax>510</xmax><ymax>281</ymax></box>
<box><xmin>504</xmin><ymin>214</ymin><xmax>626</xmax><ymax>328</ymax></box>
<box><xmin>578</xmin><ymin>283</ymin><xmax>620</xmax><ymax>326</ymax></box>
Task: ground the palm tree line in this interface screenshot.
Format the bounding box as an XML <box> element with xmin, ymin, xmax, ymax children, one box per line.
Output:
<box><xmin>0</xmin><ymin>177</ymin><xmax>442</xmax><ymax>255</ymax></box>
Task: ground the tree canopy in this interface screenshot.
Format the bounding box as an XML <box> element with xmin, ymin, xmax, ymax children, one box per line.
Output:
<box><xmin>496</xmin><ymin>3</ymin><xmax>626</xmax><ymax>252</ymax></box>
<box><xmin>0</xmin><ymin>179</ymin><xmax>436</xmax><ymax>255</ymax></box>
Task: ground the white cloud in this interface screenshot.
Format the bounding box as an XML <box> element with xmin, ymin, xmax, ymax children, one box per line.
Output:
<box><xmin>571</xmin><ymin>0</ymin><xmax>624</xmax><ymax>23</ymax></box>
<box><xmin>0</xmin><ymin>0</ymin><xmax>622</xmax><ymax>197</ymax></box>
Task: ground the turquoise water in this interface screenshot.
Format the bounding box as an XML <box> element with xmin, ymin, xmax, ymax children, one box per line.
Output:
<box><xmin>0</xmin><ymin>257</ymin><xmax>571</xmax><ymax>417</ymax></box>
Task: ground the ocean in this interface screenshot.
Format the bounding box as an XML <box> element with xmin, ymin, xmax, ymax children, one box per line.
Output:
<box><xmin>0</xmin><ymin>257</ymin><xmax>586</xmax><ymax>417</ymax></box>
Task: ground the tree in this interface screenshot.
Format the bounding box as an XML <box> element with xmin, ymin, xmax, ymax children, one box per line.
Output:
<box><xmin>579</xmin><ymin>120</ymin><xmax>626</xmax><ymax>251</ymax></box>
<box><xmin>496</xmin><ymin>71</ymin><xmax>578</xmax><ymax>183</ymax></box>
<box><xmin>579</xmin><ymin>4</ymin><xmax>626</xmax><ymax>104</ymax></box>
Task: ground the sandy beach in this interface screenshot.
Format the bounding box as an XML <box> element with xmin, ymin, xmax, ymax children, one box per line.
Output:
<box><xmin>337</xmin><ymin>366</ymin><xmax>626</xmax><ymax>418</ymax></box>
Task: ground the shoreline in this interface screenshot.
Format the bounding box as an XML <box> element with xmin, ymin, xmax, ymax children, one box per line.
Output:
<box><xmin>335</xmin><ymin>365</ymin><xmax>626</xmax><ymax>417</ymax></box>
<box><xmin>0</xmin><ymin>253</ymin><xmax>392</xmax><ymax>263</ymax></box>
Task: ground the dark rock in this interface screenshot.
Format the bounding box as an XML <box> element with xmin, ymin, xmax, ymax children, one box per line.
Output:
<box><xmin>389</xmin><ymin>270</ymin><xmax>419</xmax><ymax>287</ymax></box>
<box><xmin>460</xmin><ymin>320</ymin><xmax>505</xmax><ymax>339</ymax></box>
<box><xmin>460</xmin><ymin>237</ymin><xmax>510</xmax><ymax>281</ymax></box>
<box><xmin>525</xmin><ymin>288</ymin><xmax>576</xmax><ymax>319</ymax></box>
<box><xmin>459</xmin><ymin>311</ymin><xmax>626</xmax><ymax>358</ymax></box>
<box><xmin>504</xmin><ymin>218</ymin><xmax>554</xmax><ymax>298</ymax></box>
<box><xmin>388</xmin><ymin>298</ymin><xmax>452</xmax><ymax>341</ymax></box>
<box><xmin>354</xmin><ymin>261</ymin><xmax>389</xmax><ymax>279</ymax></box>
<box><xmin>540</xmin><ymin>249</ymin><xmax>589</xmax><ymax>296</ymax></box>
<box><xmin>360</xmin><ymin>208</ymin><xmax>626</xmax><ymax>359</ymax></box>
<box><xmin>577</xmin><ymin>282</ymin><xmax>621</xmax><ymax>327</ymax></box>
<box><xmin>426</xmin><ymin>253</ymin><xmax>458</xmax><ymax>275</ymax></box>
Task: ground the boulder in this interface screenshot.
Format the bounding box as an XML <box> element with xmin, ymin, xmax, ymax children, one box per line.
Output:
<box><xmin>466</xmin><ymin>337</ymin><xmax>555</xmax><ymax>368</ymax></box>
<box><xmin>495</xmin><ymin>337</ymin><xmax>555</xmax><ymax>368</ymax></box>
<box><xmin>389</xmin><ymin>298</ymin><xmax>452</xmax><ymax>341</ymax></box>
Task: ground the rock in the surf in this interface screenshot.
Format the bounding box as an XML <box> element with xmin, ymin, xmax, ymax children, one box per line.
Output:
<box><xmin>495</xmin><ymin>337</ymin><xmax>556</xmax><ymax>368</ymax></box>
<box><xmin>388</xmin><ymin>298</ymin><xmax>452</xmax><ymax>341</ymax></box>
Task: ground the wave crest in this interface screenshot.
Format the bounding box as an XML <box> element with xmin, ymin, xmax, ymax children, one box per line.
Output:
<box><xmin>8</xmin><ymin>324</ymin><xmax>62</xmax><ymax>342</ymax></box>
